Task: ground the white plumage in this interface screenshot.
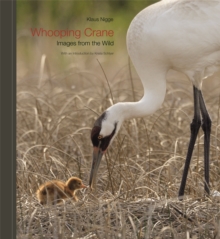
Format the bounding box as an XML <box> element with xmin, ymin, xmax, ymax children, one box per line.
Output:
<box><xmin>127</xmin><ymin>0</ymin><xmax>220</xmax><ymax>90</ymax></box>
<box><xmin>89</xmin><ymin>0</ymin><xmax>220</xmax><ymax>197</ymax></box>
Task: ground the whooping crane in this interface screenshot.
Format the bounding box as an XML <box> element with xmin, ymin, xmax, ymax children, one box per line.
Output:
<box><xmin>36</xmin><ymin>177</ymin><xmax>87</xmax><ymax>205</ymax></box>
<box><xmin>89</xmin><ymin>0</ymin><xmax>220</xmax><ymax>197</ymax></box>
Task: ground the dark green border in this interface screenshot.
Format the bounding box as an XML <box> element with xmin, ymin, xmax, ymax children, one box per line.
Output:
<box><xmin>0</xmin><ymin>0</ymin><xmax>16</xmax><ymax>238</ymax></box>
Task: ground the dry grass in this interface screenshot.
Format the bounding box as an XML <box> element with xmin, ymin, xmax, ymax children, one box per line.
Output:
<box><xmin>17</xmin><ymin>56</ymin><xmax>220</xmax><ymax>238</ymax></box>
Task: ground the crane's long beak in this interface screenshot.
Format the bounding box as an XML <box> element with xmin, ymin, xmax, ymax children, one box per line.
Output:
<box><xmin>89</xmin><ymin>146</ymin><xmax>104</xmax><ymax>189</ymax></box>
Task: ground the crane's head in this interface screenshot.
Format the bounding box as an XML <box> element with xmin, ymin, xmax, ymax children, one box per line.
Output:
<box><xmin>89</xmin><ymin>106</ymin><xmax>123</xmax><ymax>188</ymax></box>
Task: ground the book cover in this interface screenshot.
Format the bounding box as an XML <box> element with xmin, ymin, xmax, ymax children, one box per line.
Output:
<box><xmin>16</xmin><ymin>0</ymin><xmax>220</xmax><ymax>238</ymax></box>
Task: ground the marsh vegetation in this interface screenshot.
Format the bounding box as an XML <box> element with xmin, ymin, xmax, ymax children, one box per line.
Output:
<box><xmin>17</xmin><ymin>54</ymin><xmax>220</xmax><ymax>238</ymax></box>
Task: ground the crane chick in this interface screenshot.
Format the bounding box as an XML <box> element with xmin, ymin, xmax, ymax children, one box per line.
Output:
<box><xmin>36</xmin><ymin>177</ymin><xmax>87</xmax><ymax>205</ymax></box>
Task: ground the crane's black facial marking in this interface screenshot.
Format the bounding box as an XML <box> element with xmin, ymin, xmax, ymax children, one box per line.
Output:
<box><xmin>91</xmin><ymin>112</ymin><xmax>117</xmax><ymax>151</ymax></box>
<box><xmin>91</xmin><ymin>125</ymin><xmax>117</xmax><ymax>151</ymax></box>
<box><xmin>89</xmin><ymin>112</ymin><xmax>118</xmax><ymax>188</ymax></box>
<box><xmin>94</xmin><ymin>112</ymin><xmax>107</xmax><ymax>127</ymax></box>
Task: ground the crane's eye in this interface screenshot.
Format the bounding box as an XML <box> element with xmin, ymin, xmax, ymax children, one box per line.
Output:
<box><xmin>98</xmin><ymin>135</ymin><xmax>103</xmax><ymax>139</ymax></box>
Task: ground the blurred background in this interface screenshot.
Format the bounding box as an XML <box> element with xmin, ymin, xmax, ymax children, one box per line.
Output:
<box><xmin>17</xmin><ymin>0</ymin><xmax>158</xmax><ymax>79</ymax></box>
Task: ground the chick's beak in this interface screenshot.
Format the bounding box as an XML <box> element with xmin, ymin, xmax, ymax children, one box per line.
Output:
<box><xmin>80</xmin><ymin>184</ymin><xmax>87</xmax><ymax>189</ymax></box>
<box><xmin>89</xmin><ymin>146</ymin><xmax>104</xmax><ymax>189</ymax></box>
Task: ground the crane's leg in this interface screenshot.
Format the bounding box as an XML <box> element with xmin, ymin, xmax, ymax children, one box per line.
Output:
<box><xmin>199</xmin><ymin>90</ymin><xmax>211</xmax><ymax>195</ymax></box>
<box><xmin>178</xmin><ymin>86</ymin><xmax>201</xmax><ymax>198</ymax></box>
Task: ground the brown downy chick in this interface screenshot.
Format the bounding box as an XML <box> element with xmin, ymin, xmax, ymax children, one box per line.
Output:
<box><xmin>65</xmin><ymin>177</ymin><xmax>87</xmax><ymax>201</ymax></box>
<box><xmin>36</xmin><ymin>177</ymin><xmax>87</xmax><ymax>205</ymax></box>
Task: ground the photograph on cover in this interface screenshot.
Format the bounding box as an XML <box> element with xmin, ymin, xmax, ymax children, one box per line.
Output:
<box><xmin>17</xmin><ymin>0</ymin><xmax>220</xmax><ymax>238</ymax></box>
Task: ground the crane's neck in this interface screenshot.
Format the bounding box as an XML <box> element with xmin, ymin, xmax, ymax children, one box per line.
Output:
<box><xmin>109</xmin><ymin>66</ymin><xmax>167</xmax><ymax>121</ymax></box>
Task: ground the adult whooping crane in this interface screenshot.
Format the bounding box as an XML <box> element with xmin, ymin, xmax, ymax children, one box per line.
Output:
<box><xmin>89</xmin><ymin>0</ymin><xmax>220</xmax><ymax>197</ymax></box>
